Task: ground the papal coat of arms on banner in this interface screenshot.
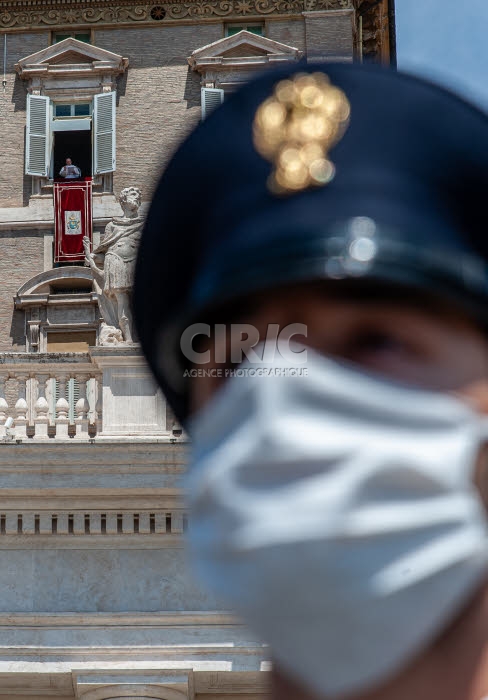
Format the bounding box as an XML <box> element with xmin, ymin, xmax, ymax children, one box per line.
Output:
<box><xmin>65</xmin><ymin>210</ymin><xmax>82</xmax><ymax>236</ymax></box>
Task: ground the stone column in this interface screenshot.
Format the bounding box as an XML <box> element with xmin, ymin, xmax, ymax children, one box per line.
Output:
<box><xmin>74</xmin><ymin>374</ymin><xmax>90</xmax><ymax>439</ymax></box>
<box><xmin>0</xmin><ymin>374</ymin><xmax>9</xmax><ymax>437</ymax></box>
<box><xmin>14</xmin><ymin>374</ymin><xmax>29</xmax><ymax>439</ymax></box>
<box><xmin>34</xmin><ymin>374</ymin><xmax>50</xmax><ymax>439</ymax></box>
<box><xmin>95</xmin><ymin>374</ymin><xmax>103</xmax><ymax>436</ymax></box>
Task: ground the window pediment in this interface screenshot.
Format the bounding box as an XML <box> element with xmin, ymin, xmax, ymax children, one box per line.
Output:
<box><xmin>17</xmin><ymin>267</ymin><xmax>95</xmax><ymax>299</ymax></box>
<box><xmin>50</xmin><ymin>51</ymin><xmax>95</xmax><ymax>65</ymax></box>
<box><xmin>15</xmin><ymin>38</ymin><xmax>128</xmax><ymax>84</ymax></box>
<box><xmin>222</xmin><ymin>44</ymin><xmax>269</xmax><ymax>58</ymax></box>
<box><xmin>188</xmin><ymin>30</ymin><xmax>302</xmax><ymax>73</ymax></box>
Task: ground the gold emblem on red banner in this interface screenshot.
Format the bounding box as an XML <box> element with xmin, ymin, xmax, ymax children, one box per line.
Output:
<box><xmin>253</xmin><ymin>72</ymin><xmax>351</xmax><ymax>195</ymax></box>
<box><xmin>65</xmin><ymin>210</ymin><xmax>82</xmax><ymax>236</ymax></box>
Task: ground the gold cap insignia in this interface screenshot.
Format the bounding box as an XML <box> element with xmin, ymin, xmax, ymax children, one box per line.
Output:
<box><xmin>253</xmin><ymin>72</ymin><xmax>351</xmax><ymax>195</ymax></box>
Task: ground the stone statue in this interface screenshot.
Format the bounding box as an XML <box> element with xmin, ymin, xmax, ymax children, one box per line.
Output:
<box><xmin>83</xmin><ymin>186</ymin><xmax>143</xmax><ymax>345</ymax></box>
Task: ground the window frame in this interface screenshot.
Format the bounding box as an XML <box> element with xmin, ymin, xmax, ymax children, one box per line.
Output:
<box><xmin>53</xmin><ymin>102</ymin><xmax>92</xmax><ymax>119</ymax></box>
<box><xmin>51</xmin><ymin>29</ymin><xmax>94</xmax><ymax>45</ymax></box>
<box><xmin>26</xmin><ymin>93</ymin><xmax>115</xmax><ymax>192</ymax></box>
<box><xmin>225</xmin><ymin>23</ymin><xmax>265</xmax><ymax>37</ymax></box>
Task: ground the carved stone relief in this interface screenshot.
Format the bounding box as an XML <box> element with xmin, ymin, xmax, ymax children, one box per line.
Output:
<box><xmin>0</xmin><ymin>0</ymin><xmax>352</xmax><ymax>29</ymax></box>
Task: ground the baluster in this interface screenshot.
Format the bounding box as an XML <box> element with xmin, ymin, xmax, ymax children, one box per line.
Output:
<box><xmin>74</xmin><ymin>373</ymin><xmax>89</xmax><ymax>439</ymax></box>
<box><xmin>55</xmin><ymin>373</ymin><xmax>70</xmax><ymax>439</ymax></box>
<box><xmin>14</xmin><ymin>374</ymin><xmax>28</xmax><ymax>439</ymax></box>
<box><xmin>34</xmin><ymin>374</ymin><xmax>50</xmax><ymax>439</ymax></box>
<box><xmin>0</xmin><ymin>374</ymin><xmax>9</xmax><ymax>438</ymax></box>
<box><xmin>95</xmin><ymin>374</ymin><xmax>103</xmax><ymax>435</ymax></box>
<box><xmin>87</xmin><ymin>376</ymin><xmax>96</xmax><ymax>425</ymax></box>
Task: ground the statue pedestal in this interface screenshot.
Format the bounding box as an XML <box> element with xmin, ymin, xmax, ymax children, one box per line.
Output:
<box><xmin>89</xmin><ymin>345</ymin><xmax>168</xmax><ymax>436</ymax></box>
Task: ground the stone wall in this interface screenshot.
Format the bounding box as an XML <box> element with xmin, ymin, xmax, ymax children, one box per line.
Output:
<box><xmin>304</xmin><ymin>10</ymin><xmax>355</xmax><ymax>62</ymax></box>
<box><xmin>0</xmin><ymin>14</ymin><xmax>357</xmax><ymax>353</ymax></box>
<box><xmin>0</xmin><ymin>15</ymin><xmax>356</xmax><ymax>207</ymax></box>
<box><xmin>0</xmin><ymin>230</ymin><xmax>44</xmax><ymax>352</ymax></box>
<box><xmin>0</xmin><ymin>31</ymin><xmax>49</xmax><ymax>208</ymax></box>
<box><xmin>95</xmin><ymin>24</ymin><xmax>222</xmax><ymax>199</ymax></box>
<box><xmin>267</xmin><ymin>18</ymin><xmax>306</xmax><ymax>50</ymax></box>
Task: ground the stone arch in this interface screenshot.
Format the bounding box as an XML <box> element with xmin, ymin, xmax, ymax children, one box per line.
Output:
<box><xmin>79</xmin><ymin>684</ymin><xmax>188</xmax><ymax>700</ymax></box>
<box><xmin>16</xmin><ymin>266</ymin><xmax>93</xmax><ymax>297</ymax></box>
<box><xmin>15</xmin><ymin>266</ymin><xmax>99</xmax><ymax>352</ymax></box>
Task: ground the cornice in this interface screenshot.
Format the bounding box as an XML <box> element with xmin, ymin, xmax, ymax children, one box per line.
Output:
<box><xmin>189</xmin><ymin>29</ymin><xmax>302</xmax><ymax>72</ymax></box>
<box><xmin>0</xmin><ymin>0</ymin><xmax>353</xmax><ymax>31</ymax></box>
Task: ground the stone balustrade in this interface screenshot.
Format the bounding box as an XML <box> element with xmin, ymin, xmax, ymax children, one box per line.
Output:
<box><xmin>0</xmin><ymin>350</ymin><xmax>179</xmax><ymax>441</ymax></box>
<box><xmin>0</xmin><ymin>356</ymin><xmax>100</xmax><ymax>440</ymax></box>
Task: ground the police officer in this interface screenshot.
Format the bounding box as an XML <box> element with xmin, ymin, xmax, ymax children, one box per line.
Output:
<box><xmin>134</xmin><ymin>64</ymin><xmax>488</xmax><ymax>700</ymax></box>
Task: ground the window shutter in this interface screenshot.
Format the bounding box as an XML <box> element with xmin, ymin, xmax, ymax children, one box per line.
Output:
<box><xmin>25</xmin><ymin>94</ymin><xmax>50</xmax><ymax>176</ymax></box>
<box><xmin>68</xmin><ymin>378</ymin><xmax>80</xmax><ymax>423</ymax></box>
<box><xmin>52</xmin><ymin>378</ymin><xmax>60</xmax><ymax>420</ymax></box>
<box><xmin>201</xmin><ymin>88</ymin><xmax>224</xmax><ymax>120</ymax></box>
<box><xmin>93</xmin><ymin>91</ymin><xmax>116</xmax><ymax>174</ymax></box>
<box><xmin>53</xmin><ymin>378</ymin><xmax>79</xmax><ymax>422</ymax></box>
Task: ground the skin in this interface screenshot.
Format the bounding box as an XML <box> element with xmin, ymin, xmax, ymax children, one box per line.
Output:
<box><xmin>188</xmin><ymin>280</ymin><xmax>488</xmax><ymax>700</ymax></box>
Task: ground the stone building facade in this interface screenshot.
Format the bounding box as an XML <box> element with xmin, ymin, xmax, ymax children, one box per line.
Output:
<box><xmin>0</xmin><ymin>2</ymin><xmax>393</xmax><ymax>698</ymax></box>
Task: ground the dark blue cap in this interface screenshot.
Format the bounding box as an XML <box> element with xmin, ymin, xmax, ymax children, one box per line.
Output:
<box><xmin>134</xmin><ymin>62</ymin><xmax>488</xmax><ymax>424</ymax></box>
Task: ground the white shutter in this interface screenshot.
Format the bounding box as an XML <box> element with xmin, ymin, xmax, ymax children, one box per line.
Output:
<box><xmin>52</xmin><ymin>378</ymin><xmax>61</xmax><ymax>420</ymax></box>
<box><xmin>93</xmin><ymin>91</ymin><xmax>116</xmax><ymax>174</ymax></box>
<box><xmin>68</xmin><ymin>378</ymin><xmax>80</xmax><ymax>424</ymax></box>
<box><xmin>53</xmin><ymin>378</ymin><xmax>79</xmax><ymax>423</ymax></box>
<box><xmin>25</xmin><ymin>94</ymin><xmax>50</xmax><ymax>176</ymax></box>
<box><xmin>201</xmin><ymin>88</ymin><xmax>224</xmax><ymax>120</ymax></box>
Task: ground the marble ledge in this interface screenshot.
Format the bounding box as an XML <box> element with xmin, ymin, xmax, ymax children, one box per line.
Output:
<box><xmin>0</xmin><ymin>198</ymin><xmax>149</xmax><ymax>231</ymax></box>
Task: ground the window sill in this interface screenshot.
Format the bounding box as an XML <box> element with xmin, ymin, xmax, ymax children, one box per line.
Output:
<box><xmin>31</xmin><ymin>176</ymin><xmax>113</xmax><ymax>197</ymax></box>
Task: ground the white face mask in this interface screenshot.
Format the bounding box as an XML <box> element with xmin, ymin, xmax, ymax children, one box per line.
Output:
<box><xmin>186</xmin><ymin>347</ymin><xmax>488</xmax><ymax>698</ymax></box>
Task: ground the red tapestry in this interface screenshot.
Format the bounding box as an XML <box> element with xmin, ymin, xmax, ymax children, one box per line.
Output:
<box><xmin>54</xmin><ymin>178</ymin><xmax>92</xmax><ymax>263</ymax></box>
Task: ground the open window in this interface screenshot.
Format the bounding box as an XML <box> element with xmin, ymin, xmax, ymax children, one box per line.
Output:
<box><xmin>52</xmin><ymin>101</ymin><xmax>92</xmax><ymax>178</ymax></box>
<box><xmin>17</xmin><ymin>39</ymin><xmax>127</xmax><ymax>190</ymax></box>
<box><xmin>25</xmin><ymin>92</ymin><xmax>116</xmax><ymax>179</ymax></box>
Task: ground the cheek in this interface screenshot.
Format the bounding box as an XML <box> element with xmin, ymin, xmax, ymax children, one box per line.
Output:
<box><xmin>439</xmin><ymin>337</ymin><xmax>488</xmax><ymax>391</ymax></box>
<box><xmin>473</xmin><ymin>443</ymin><xmax>488</xmax><ymax>514</ymax></box>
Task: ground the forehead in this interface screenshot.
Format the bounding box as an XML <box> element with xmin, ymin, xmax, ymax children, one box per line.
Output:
<box><xmin>201</xmin><ymin>279</ymin><xmax>475</xmax><ymax>327</ymax></box>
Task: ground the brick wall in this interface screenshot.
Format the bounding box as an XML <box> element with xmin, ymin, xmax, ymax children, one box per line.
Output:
<box><xmin>267</xmin><ymin>18</ymin><xmax>306</xmax><ymax>50</ymax></box>
<box><xmin>0</xmin><ymin>16</ymin><xmax>355</xmax><ymax>352</ymax></box>
<box><xmin>95</xmin><ymin>25</ymin><xmax>222</xmax><ymax>199</ymax></box>
<box><xmin>304</xmin><ymin>10</ymin><xmax>355</xmax><ymax>62</ymax></box>
<box><xmin>0</xmin><ymin>32</ymin><xmax>49</xmax><ymax>208</ymax></box>
<box><xmin>0</xmin><ymin>17</ymin><xmax>355</xmax><ymax>208</ymax></box>
<box><xmin>0</xmin><ymin>231</ymin><xmax>44</xmax><ymax>351</ymax></box>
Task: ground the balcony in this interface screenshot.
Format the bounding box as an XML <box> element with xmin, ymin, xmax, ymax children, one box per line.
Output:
<box><xmin>0</xmin><ymin>347</ymin><xmax>181</xmax><ymax>442</ymax></box>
